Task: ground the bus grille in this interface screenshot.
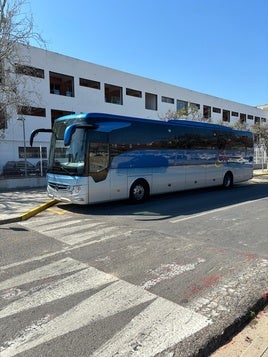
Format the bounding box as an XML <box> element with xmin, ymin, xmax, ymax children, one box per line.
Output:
<box><xmin>48</xmin><ymin>182</ymin><xmax>70</xmax><ymax>191</ymax></box>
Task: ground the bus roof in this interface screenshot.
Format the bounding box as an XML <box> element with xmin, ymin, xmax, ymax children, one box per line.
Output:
<box><xmin>56</xmin><ymin>112</ymin><xmax>249</xmax><ymax>134</ymax></box>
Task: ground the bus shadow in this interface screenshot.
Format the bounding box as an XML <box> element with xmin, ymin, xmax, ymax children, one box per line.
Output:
<box><xmin>58</xmin><ymin>181</ymin><xmax>268</xmax><ymax>221</ymax></box>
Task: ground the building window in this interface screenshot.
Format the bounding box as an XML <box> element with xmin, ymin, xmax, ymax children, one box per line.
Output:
<box><xmin>247</xmin><ymin>115</ymin><xmax>253</xmax><ymax>120</ymax></box>
<box><xmin>240</xmin><ymin>113</ymin><xmax>246</xmax><ymax>123</ymax></box>
<box><xmin>51</xmin><ymin>109</ymin><xmax>75</xmax><ymax>127</ymax></box>
<box><xmin>177</xmin><ymin>99</ymin><xmax>188</xmax><ymax>112</ymax></box>
<box><xmin>261</xmin><ymin>117</ymin><xmax>266</xmax><ymax>123</ymax></box>
<box><xmin>15</xmin><ymin>64</ymin><xmax>45</xmax><ymax>79</ymax></box>
<box><xmin>49</xmin><ymin>72</ymin><xmax>74</xmax><ymax>97</ymax></box>
<box><xmin>126</xmin><ymin>88</ymin><xmax>142</xmax><ymax>98</ymax></box>
<box><xmin>232</xmin><ymin>111</ymin><xmax>239</xmax><ymax>117</ymax></box>
<box><xmin>105</xmin><ymin>84</ymin><xmax>123</xmax><ymax>104</ymax></box>
<box><xmin>239</xmin><ymin>113</ymin><xmax>246</xmax><ymax>123</ymax></box>
<box><xmin>0</xmin><ymin>106</ymin><xmax>7</xmax><ymax>129</ymax></box>
<box><xmin>162</xmin><ymin>96</ymin><xmax>174</xmax><ymax>104</ymax></box>
<box><xmin>190</xmin><ymin>102</ymin><xmax>200</xmax><ymax>110</ymax></box>
<box><xmin>255</xmin><ymin>116</ymin><xmax>260</xmax><ymax>124</ymax></box>
<box><xmin>18</xmin><ymin>106</ymin><xmax>46</xmax><ymax>117</ymax></box>
<box><xmin>203</xmin><ymin>105</ymin><xmax>211</xmax><ymax>119</ymax></box>
<box><xmin>222</xmin><ymin>109</ymin><xmax>230</xmax><ymax>122</ymax></box>
<box><xmin>145</xmin><ymin>92</ymin><xmax>158</xmax><ymax>110</ymax></box>
<box><xmin>213</xmin><ymin>107</ymin><xmax>221</xmax><ymax>113</ymax></box>
<box><xmin>79</xmin><ymin>78</ymin><xmax>100</xmax><ymax>89</ymax></box>
<box><xmin>19</xmin><ymin>146</ymin><xmax>47</xmax><ymax>159</ymax></box>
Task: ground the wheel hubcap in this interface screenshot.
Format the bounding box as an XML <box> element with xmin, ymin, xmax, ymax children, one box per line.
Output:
<box><xmin>133</xmin><ymin>185</ymin><xmax>145</xmax><ymax>200</ymax></box>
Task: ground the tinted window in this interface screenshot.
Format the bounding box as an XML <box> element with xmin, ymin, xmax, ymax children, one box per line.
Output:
<box><xmin>109</xmin><ymin>122</ymin><xmax>218</xmax><ymax>150</ymax></box>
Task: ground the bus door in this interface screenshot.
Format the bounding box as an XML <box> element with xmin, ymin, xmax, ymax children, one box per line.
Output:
<box><xmin>88</xmin><ymin>143</ymin><xmax>111</xmax><ymax>203</ymax></box>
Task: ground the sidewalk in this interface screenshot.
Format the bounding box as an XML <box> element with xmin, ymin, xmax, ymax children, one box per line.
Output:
<box><xmin>254</xmin><ymin>168</ymin><xmax>268</xmax><ymax>176</ymax></box>
<box><xmin>0</xmin><ymin>187</ymin><xmax>58</xmax><ymax>224</ymax></box>
<box><xmin>212</xmin><ymin>305</ymin><xmax>268</xmax><ymax>356</ymax></box>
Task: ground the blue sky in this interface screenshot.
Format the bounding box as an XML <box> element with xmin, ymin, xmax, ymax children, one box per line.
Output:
<box><xmin>28</xmin><ymin>0</ymin><xmax>267</xmax><ymax>106</ymax></box>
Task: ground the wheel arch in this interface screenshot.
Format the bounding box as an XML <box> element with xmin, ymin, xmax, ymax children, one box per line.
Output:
<box><xmin>129</xmin><ymin>177</ymin><xmax>150</xmax><ymax>203</ymax></box>
<box><xmin>222</xmin><ymin>170</ymin><xmax>234</xmax><ymax>188</ymax></box>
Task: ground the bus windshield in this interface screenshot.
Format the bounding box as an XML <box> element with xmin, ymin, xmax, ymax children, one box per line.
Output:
<box><xmin>49</xmin><ymin>121</ymin><xmax>87</xmax><ymax>176</ymax></box>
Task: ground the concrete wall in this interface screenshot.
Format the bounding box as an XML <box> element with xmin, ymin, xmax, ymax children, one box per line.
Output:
<box><xmin>0</xmin><ymin>177</ymin><xmax>47</xmax><ymax>191</ymax></box>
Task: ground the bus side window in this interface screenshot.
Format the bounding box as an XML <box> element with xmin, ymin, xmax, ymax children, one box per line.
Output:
<box><xmin>89</xmin><ymin>143</ymin><xmax>109</xmax><ymax>172</ymax></box>
<box><xmin>217</xmin><ymin>136</ymin><xmax>226</xmax><ymax>150</ymax></box>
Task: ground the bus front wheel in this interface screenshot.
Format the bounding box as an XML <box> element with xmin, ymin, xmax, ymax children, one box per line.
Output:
<box><xmin>129</xmin><ymin>179</ymin><xmax>149</xmax><ymax>203</ymax></box>
<box><xmin>222</xmin><ymin>172</ymin><xmax>233</xmax><ymax>188</ymax></box>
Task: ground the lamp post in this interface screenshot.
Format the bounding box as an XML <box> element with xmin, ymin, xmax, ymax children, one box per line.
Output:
<box><xmin>17</xmin><ymin>116</ymin><xmax>27</xmax><ymax>177</ymax></box>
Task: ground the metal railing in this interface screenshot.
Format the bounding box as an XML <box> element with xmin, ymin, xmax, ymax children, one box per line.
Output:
<box><xmin>254</xmin><ymin>146</ymin><xmax>268</xmax><ymax>170</ymax></box>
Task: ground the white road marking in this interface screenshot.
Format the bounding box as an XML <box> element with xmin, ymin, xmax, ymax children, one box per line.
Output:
<box><xmin>1</xmin><ymin>250</ymin><xmax>74</xmax><ymax>271</ymax></box>
<box><xmin>1</xmin><ymin>229</ymin><xmax>133</xmax><ymax>271</ymax></box>
<box><xmin>1</xmin><ymin>276</ymin><xmax>210</xmax><ymax>357</ymax></box>
<box><xmin>19</xmin><ymin>217</ymin><xmax>121</xmax><ymax>245</ymax></box>
<box><xmin>0</xmin><ymin>257</ymin><xmax>87</xmax><ymax>291</ymax></box>
<box><xmin>0</xmin><ymin>280</ymin><xmax>154</xmax><ymax>356</ymax></box>
<box><xmin>170</xmin><ymin>197</ymin><xmax>268</xmax><ymax>223</ymax></box>
<box><xmin>20</xmin><ymin>216</ymin><xmax>73</xmax><ymax>227</ymax></box>
<box><xmin>53</xmin><ymin>226</ymin><xmax>117</xmax><ymax>245</ymax></box>
<box><xmin>0</xmin><ymin>258</ymin><xmax>211</xmax><ymax>357</ymax></box>
<box><xmin>0</xmin><ymin>266</ymin><xmax>117</xmax><ymax>319</ymax></box>
<box><xmin>41</xmin><ymin>221</ymin><xmax>102</xmax><ymax>235</ymax></box>
<box><xmin>93</xmin><ymin>297</ymin><xmax>210</xmax><ymax>357</ymax></box>
<box><xmin>142</xmin><ymin>259</ymin><xmax>205</xmax><ymax>290</ymax></box>
<box><xmin>62</xmin><ymin>230</ymin><xmax>121</xmax><ymax>246</ymax></box>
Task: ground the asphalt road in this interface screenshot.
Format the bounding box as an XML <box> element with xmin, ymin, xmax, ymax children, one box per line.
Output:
<box><xmin>0</xmin><ymin>177</ymin><xmax>268</xmax><ymax>356</ymax></box>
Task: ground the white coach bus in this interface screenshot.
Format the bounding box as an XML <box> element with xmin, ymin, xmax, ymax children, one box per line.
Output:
<box><xmin>30</xmin><ymin>112</ymin><xmax>253</xmax><ymax>204</ymax></box>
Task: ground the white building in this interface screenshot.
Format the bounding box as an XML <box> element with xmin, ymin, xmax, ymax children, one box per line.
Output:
<box><xmin>0</xmin><ymin>45</ymin><xmax>267</xmax><ymax>173</ymax></box>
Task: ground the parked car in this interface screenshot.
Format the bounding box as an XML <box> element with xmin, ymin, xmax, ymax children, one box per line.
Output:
<box><xmin>35</xmin><ymin>160</ymin><xmax>48</xmax><ymax>175</ymax></box>
<box><xmin>2</xmin><ymin>160</ymin><xmax>38</xmax><ymax>177</ymax></box>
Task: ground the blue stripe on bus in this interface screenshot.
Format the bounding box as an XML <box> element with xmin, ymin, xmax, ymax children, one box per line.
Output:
<box><xmin>110</xmin><ymin>150</ymin><xmax>253</xmax><ymax>169</ymax></box>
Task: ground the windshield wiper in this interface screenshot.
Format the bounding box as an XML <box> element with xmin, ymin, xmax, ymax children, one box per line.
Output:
<box><xmin>52</xmin><ymin>163</ymin><xmax>74</xmax><ymax>175</ymax></box>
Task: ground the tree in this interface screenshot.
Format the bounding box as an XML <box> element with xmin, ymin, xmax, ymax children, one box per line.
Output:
<box><xmin>231</xmin><ymin>120</ymin><xmax>249</xmax><ymax>131</ymax></box>
<box><xmin>0</xmin><ymin>0</ymin><xmax>45</xmax><ymax>130</ymax></box>
<box><xmin>160</xmin><ymin>103</ymin><xmax>211</xmax><ymax>122</ymax></box>
<box><xmin>251</xmin><ymin>123</ymin><xmax>268</xmax><ymax>147</ymax></box>
<box><xmin>250</xmin><ymin>123</ymin><xmax>268</xmax><ymax>166</ymax></box>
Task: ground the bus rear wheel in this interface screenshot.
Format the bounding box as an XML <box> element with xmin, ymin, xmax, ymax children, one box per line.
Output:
<box><xmin>223</xmin><ymin>172</ymin><xmax>233</xmax><ymax>188</ymax></box>
<box><xmin>129</xmin><ymin>179</ymin><xmax>149</xmax><ymax>203</ymax></box>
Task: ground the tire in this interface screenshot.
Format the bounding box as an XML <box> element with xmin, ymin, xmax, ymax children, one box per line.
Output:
<box><xmin>129</xmin><ymin>179</ymin><xmax>149</xmax><ymax>203</ymax></box>
<box><xmin>223</xmin><ymin>172</ymin><xmax>233</xmax><ymax>188</ymax></box>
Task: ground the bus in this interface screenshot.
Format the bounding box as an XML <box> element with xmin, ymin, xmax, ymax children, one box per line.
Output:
<box><xmin>30</xmin><ymin>112</ymin><xmax>253</xmax><ymax>204</ymax></box>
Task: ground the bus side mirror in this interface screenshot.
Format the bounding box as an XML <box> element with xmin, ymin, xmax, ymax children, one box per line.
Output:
<box><xmin>64</xmin><ymin>124</ymin><xmax>77</xmax><ymax>146</ymax></box>
<box><xmin>30</xmin><ymin>128</ymin><xmax>52</xmax><ymax>146</ymax></box>
<box><xmin>64</xmin><ymin>123</ymin><xmax>98</xmax><ymax>146</ymax></box>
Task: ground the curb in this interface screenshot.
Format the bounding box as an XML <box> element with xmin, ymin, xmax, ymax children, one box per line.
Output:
<box><xmin>253</xmin><ymin>172</ymin><xmax>268</xmax><ymax>176</ymax></box>
<box><xmin>0</xmin><ymin>199</ymin><xmax>59</xmax><ymax>225</ymax></box>
<box><xmin>199</xmin><ymin>293</ymin><xmax>268</xmax><ymax>356</ymax></box>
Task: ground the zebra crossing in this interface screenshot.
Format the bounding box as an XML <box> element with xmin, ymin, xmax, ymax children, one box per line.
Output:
<box><xmin>19</xmin><ymin>214</ymin><xmax>128</xmax><ymax>247</ymax></box>
<box><xmin>0</xmin><ymin>256</ymin><xmax>211</xmax><ymax>356</ymax></box>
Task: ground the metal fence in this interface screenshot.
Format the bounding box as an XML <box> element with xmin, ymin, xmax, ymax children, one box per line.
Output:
<box><xmin>254</xmin><ymin>145</ymin><xmax>267</xmax><ymax>169</ymax></box>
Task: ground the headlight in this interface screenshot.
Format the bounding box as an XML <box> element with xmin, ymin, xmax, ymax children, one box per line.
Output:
<box><xmin>72</xmin><ymin>185</ymin><xmax>81</xmax><ymax>194</ymax></box>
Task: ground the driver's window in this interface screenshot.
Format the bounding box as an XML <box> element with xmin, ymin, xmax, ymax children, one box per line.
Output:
<box><xmin>89</xmin><ymin>143</ymin><xmax>109</xmax><ymax>172</ymax></box>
